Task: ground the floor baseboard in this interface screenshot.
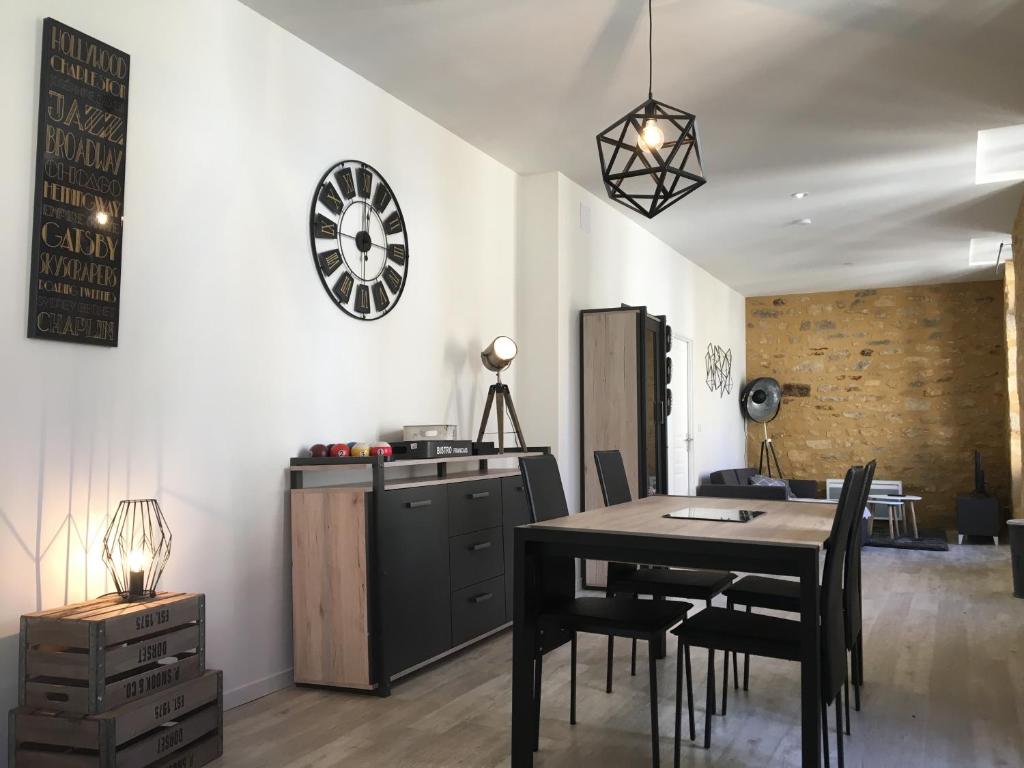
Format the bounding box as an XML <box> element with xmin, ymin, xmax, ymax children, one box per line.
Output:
<box><xmin>224</xmin><ymin>667</ymin><xmax>294</xmax><ymax>710</ymax></box>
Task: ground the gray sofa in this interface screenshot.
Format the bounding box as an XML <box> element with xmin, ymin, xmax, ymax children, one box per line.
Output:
<box><xmin>696</xmin><ymin>467</ymin><xmax>819</xmax><ymax>501</ymax></box>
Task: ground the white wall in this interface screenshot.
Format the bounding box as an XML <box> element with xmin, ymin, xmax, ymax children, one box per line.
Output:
<box><xmin>516</xmin><ymin>173</ymin><xmax>747</xmax><ymax>515</ymax></box>
<box><xmin>0</xmin><ymin>1</ymin><xmax>747</xmax><ymax>753</ymax></box>
<box><xmin>0</xmin><ymin>0</ymin><xmax>519</xmax><ymax>741</ymax></box>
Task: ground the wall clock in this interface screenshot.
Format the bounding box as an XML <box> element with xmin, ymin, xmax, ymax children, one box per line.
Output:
<box><xmin>309</xmin><ymin>160</ymin><xmax>408</xmax><ymax>321</ymax></box>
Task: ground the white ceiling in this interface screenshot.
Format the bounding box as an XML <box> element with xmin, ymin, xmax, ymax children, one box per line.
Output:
<box><xmin>240</xmin><ymin>0</ymin><xmax>1024</xmax><ymax>296</ymax></box>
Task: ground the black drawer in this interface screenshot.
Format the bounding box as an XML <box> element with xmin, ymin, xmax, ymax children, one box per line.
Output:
<box><xmin>451</xmin><ymin>576</ymin><xmax>506</xmax><ymax>646</ymax></box>
<box><xmin>448</xmin><ymin>479</ymin><xmax>502</xmax><ymax>536</ymax></box>
<box><xmin>450</xmin><ymin>527</ymin><xmax>504</xmax><ymax>591</ymax></box>
<box><xmin>502</xmin><ymin>475</ymin><xmax>530</xmax><ymax>621</ymax></box>
<box><xmin>380</xmin><ymin>485</ymin><xmax>448</xmax><ymax>517</ymax></box>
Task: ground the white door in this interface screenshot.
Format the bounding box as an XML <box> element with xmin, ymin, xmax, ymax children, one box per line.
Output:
<box><xmin>667</xmin><ymin>335</ymin><xmax>694</xmax><ymax>495</ymax></box>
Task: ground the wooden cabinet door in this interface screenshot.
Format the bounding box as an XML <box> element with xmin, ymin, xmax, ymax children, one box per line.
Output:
<box><xmin>377</xmin><ymin>486</ymin><xmax>452</xmax><ymax>675</ymax></box>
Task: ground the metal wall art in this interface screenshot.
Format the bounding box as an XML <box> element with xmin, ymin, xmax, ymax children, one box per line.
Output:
<box><xmin>705</xmin><ymin>343</ymin><xmax>732</xmax><ymax>397</ymax></box>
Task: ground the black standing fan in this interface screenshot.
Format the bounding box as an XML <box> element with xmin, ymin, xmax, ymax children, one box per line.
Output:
<box><xmin>740</xmin><ymin>377</ymin><xmax>784</xmax><ymax>477</ymax></box>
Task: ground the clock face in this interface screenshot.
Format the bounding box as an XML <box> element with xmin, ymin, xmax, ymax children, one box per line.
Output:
<box><xmin>309</xmin><ymin>160</ymin><xmax>408</xmax><ymax>321</ymax></box>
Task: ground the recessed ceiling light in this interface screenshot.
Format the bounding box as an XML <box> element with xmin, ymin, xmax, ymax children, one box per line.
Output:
<box><xmin>792</xmin><ymin>218</ymin><xmax>813</xmax><ymax>225</ymax></box>
<box><xmin>791</xmin><ymin>192</ymin><xmax>809</xmax><ymax>199</ymax></box>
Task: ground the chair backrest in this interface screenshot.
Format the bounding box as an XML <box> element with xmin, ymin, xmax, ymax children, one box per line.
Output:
<box><xmin>519</xmin><ymin>454</ymin><xmax>569</xmax><ymax>523</ymax></box>
<box><xmin>821</xmin><ymin>465</ymin><xmax>866</xmax><ymax>701</ymax></box>
<box><xmin>844</xmin><ymin>459</ymin><xmax>876</xmax><ymax>647</ymax></box>
<box><xmin>594</xmin><ymin>450</ymin><xmax>632</xmax><ymax>507</ymax></box>
<box><xmin>518</xmin><ymin>454</ymin><xmax>575</xmax><ymax>609</ymax></box>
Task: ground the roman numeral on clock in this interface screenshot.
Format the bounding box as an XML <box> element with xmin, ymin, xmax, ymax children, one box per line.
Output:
<box><xmin>383</xmin><ymin>212</ymin><xmax>404</xmax><ymax>235</ymax></box>
<box><xmin>372</xmin><ymin>183</ymin><xmax>392</xmax><ymax>214</ymax></box>
<box><xmin>372</xmin><ymin>281</ymin><xmax>390</xmax><ymax>312</ymax></box>
<box><xmin>383</xmin><ymin>265</ymin><xmax>403</xmax><ymax>294</ymax></box>
<box><xmin>318</xmin><ymin>184</ymin><xmax>344</xmax><ymax>216</ymax></box>
<box><xmin>387</xmin><ymin>243</ymin><xmax>406</xmax><ymax>266</ymax></box>
<box><xmin>334</xmin><ymin>168</ymin><xmax>355</xmax><ymax>200</ymax></box>
<box><xmin>313</xmin><ymin>213</ymin><xmax>337</xmax><ymax>239</ymax></box>
<box><xmin>333</xmin><ymin>271</ymin><xmax>355</xmax><ymax>304</ymax></box>
<box><xmin>357</xmin><ymin>168</ymin><xmax>373</xmax><ymax>198</ymax></box>
<box><xmin>317</xmin><ymin>249</ymin><xmax>342</xmax><ymax>276</ymax></box>
<box><xmin>354</xmin><ymin>284</ymin><xmax>371</xmax><ymax>315</ymax></box>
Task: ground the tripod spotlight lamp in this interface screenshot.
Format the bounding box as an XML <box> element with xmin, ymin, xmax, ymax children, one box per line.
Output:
<box><xmin>481</xmin><ymin>335</ymin><xmax>518</xmax><ymax>374</ymax></box>
<box><xmin>102</xmin><ymin>499</ymin><xmax>172</xmax><ymax>601</ymax></box>
<box><xmin>477</xmin><ymin>336</ymin><xmax>526</xmax><ymax>453</ymax></box>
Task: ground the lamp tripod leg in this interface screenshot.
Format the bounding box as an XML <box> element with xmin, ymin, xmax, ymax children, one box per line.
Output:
<box><xmin>496</xmin><ymin>387</ymin><xmax>506</xmax><ymax>453</ymax></box>
<box><xmin>503</xmin><ymin>385</ymin><xmax>528</xmax><ymax>450</ymax></box>
<box><xmin>477</xmin><ymin>385</ymin><xmax>497</xmax><ymax>443</ymax></box>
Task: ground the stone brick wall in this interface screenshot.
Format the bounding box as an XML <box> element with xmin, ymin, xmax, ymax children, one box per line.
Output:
<box><xmin>1012</xmin><ymin>193</ymin><xmax>1024</xmax><ymax>518</ymax></box>
<box><xmin>746</xmin><ymin>282</ymin><xmax>1010</xmax><ymax>531</ymax></box>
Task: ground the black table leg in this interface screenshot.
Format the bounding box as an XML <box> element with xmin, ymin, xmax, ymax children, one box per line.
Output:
<box><xmin>512</xmin><ymin>532</ymin><xmax>537</xmax><ymax>767</ymax></box>
<box><xmin>799</xmin><ymin>547</ymin><xmax>822</xmax><ymax>768</ymax></box>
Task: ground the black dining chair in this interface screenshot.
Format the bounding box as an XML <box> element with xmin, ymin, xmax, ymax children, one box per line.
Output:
<box><xmin>519</xmin><ymin>453</ymin><xmax>694</xmax><ymax>768</ymax></box>
<box><xmin>594</xmin><ymin>450</ymin><xmax>736</xmax><ymax>700</ymax></box>
<box><xmin>722</xmin><ymin>461</ymin><xmax>876</xmax><ymax>729</ymax></box>
<box><xmin>670</xmin><ymin>465</ymin><xmax>867</xmax><ymax>768</ymax></box>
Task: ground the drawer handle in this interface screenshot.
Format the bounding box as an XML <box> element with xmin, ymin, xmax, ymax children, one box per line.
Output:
<box><xmin>471</xmin><ymin>592</ymin><xmax>493</xmax><ymax>604</ymax></box>
<box><xmin>468</xmin><ymin>491</ymin><xmax>491</xmax><ymax>500</ymax></box>
<box><xmin>469</xmin><ymin>541</ymin><xmax>493</xmax><ymax>552</ymax></box>
<box><xmin>407</xmin><ymin>499</ymin><xmax>432</xmax><ymax>509</ymax></box>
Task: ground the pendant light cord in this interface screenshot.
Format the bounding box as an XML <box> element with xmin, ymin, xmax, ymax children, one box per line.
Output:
<box><xmin>648</xmin><ymin>0</ymin><xmax>653</xmax><ymax>99</ymax></box>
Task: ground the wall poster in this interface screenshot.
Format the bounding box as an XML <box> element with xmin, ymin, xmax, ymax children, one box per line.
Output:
<box><xmin>27</xmin><ymin>18</ymin><xmax>129</xmax><ymax>346</ymax></box>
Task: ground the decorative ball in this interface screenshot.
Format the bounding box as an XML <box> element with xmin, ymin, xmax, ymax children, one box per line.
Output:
<box><xmin>351</xmin><ymin>442</ymin><xmax>371</xmax><ymax>457</ymax></box>
<box><xmin>310</xmin><ymin>444</ymin><xmax>327</xmax><ymax>458</ymax></box>
<box><xmin>329</xmin><ymin>443</ymin><xmax>350</xmax><ymax>458</ymax></box>
<box><xmin>370</xmin><ymin>442</ymin><xmax>393</xmax><ymax>458</ymax></box>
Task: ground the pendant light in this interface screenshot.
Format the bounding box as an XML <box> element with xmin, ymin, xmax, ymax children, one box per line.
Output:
<box><xmin>596</xmin><ymin>0</ymin><xmax>706</xmax><ymax>218</ymax></box>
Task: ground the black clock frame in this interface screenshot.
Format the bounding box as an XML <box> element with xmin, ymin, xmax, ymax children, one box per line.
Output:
<box><xmin>308</xmin><ymin>160</ymin><xmax>409</xmax><ymax>321</ymax></box>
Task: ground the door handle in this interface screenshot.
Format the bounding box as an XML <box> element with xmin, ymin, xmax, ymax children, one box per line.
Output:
<box><xmin>469</xmin><ymin>541</ymin><xmax>493</xmax><ymax>552</ymax></box>
<box><xmin>471</xmin><ymin>592</ymin><xmax>493</xmax><ymax>604</ymax></box>
<box><xmin>406</xmin><ymin>499</ymin><xmax>432</xmax><ymax>509</ymax></box>
<box><xmin>468</xmin><ymin>491</ymin><xmax>490</xmax><ymax>500</ymax></box>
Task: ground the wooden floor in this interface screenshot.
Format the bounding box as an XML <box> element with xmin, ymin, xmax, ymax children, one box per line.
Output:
<box><xmin>212</xmin><ymin>544</ymin><xmax>1024</xmax><ymax>767</ymax></box>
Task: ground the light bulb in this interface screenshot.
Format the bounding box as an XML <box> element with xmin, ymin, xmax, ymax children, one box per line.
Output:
<box><xmin>492</xmin><ymin>336</ymin><xmax>517</xmax><ymax>362</ymax></box>
<box><xmin>127</xmin><ymin>549</ymin><xmax>146</xmax><ymax>571</ymax></box>
<box><xmin>95</xmin><ymin>211</ymin><xmax>109</xmax><ymax>225</ymax></box>
<box><xmin>638</xmin><ymin>118</ymin><xmax>664</xmax><ymax>153</ymax></box>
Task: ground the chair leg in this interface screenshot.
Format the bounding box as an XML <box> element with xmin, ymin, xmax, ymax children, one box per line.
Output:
<box><xmin>844</xmin><ymin>678</ymin><xmax>851</xmax><ymax>736</ymax></box>
<box><xmin>851</xmin><ymin>649</ymin><xmax>861</xmax><ymax>712</ymax></box>
<box><xmin>649</xmin><ymin>642</ymin><xmax>660</xmax><ymax>768</ymax></box>
<box><xmin>743</xmin><ymin>605</ymin><xmax>751</xmax><ymax>691</ymax></box>
<box><xmin>821</xmin><ymin>700</ymin><xmax>830</xmax><ymax>768</ymax></box>
<box><xmin>607</xmin><ymin>636</ymin><xmax>614</xmax><ymax>693</ymax></box>
<box><xmin>570</xmin><ymin>632</ymin><xmax>577</xmax><ymax>726</ymax></box>
<box><xmin>836</xmin><ymin>695</ymin><xmax>845</xmax><ymax>768</ymax></box>
<box><xmin>704</xmin><ymin>649</ymin><xmax>715</xmax><ymax>749</ymax></box>
<box><xmin>705</xmin><ymin>600</ymin><xmax>717</xmax><ymax>716</ymax></box>
<box><xmin>674</xmin><ymin>638</ymin><xmax>683</xmax><ymax>768</ymax></box>
<box><xmin>684</xmin><ymin>645</ymin><xmax>695</xmax><ymax>742</ymax></box>
<box><xmin>533</xmin><ymin>651</ymin><xmax>543</xmax><ymax>753</ymax></box>
<box><xmin>721</xmin><ymin>644</ymin><xmax>729</xmax><ymax>716</ymax></box>
<box><xmin>726</xmin><ymin>599</ymin><xmax>738</xmax><ymax>692</ymax></box>
<box><xmin>632</xmin><ymin>638</ymin><xmax>638</xmax><ymax>677</ymax></box>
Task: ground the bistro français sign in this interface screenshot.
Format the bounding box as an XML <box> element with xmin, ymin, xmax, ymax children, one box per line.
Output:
<box><xmin>27</xmin><ymin>18</ymin><xmax>129</xmax><ymax>346</ymax></box>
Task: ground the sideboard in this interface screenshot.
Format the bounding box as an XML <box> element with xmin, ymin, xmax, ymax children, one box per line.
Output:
<box><xmin>289</xmin><ymin>449</ymin><xmax>547</xmax><ymax>696</ymax></box>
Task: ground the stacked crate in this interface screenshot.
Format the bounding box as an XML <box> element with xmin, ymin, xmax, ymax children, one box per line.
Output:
<box><xmin>9</xmin><ymin>592</ymin><xmax>223</xmax><ymax>767</ymax></box>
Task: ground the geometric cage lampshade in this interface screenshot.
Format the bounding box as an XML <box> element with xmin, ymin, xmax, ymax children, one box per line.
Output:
<box><xmin>596</xmin><ymin>96</ymin><xmax>706</xmax><ymax>219</ymax></box>
<box><xmin>101</xmin><ymin>499</ymin><xmax>172</xmax><ymax>601</ymax></box>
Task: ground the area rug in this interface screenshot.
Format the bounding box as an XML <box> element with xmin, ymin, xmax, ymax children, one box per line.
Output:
<box><xmin>865</xmin><ymin>528</ymin><xmax>949</xmax><ymax>552</ymax></box>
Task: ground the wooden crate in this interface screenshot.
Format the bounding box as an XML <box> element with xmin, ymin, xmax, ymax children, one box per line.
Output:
<box><xmin>9</xmin><ymin>669</ymin><xmax>223</xmax><ymax>768</ymax></box>
<box><xmin>20</xmin><ymin>593</ymin><xmax>205</xmax><ymax>715</ymax></box>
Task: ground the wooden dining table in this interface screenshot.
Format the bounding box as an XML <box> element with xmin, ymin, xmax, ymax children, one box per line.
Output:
<box><xmin>510</xmin><ymin>494</ymin><xmax>837</xmax><ymax>768</ymax></box>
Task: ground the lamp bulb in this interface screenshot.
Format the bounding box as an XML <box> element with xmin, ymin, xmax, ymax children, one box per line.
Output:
<box><xmin>127</xmin><ymin>549</ymin><xmax>146</xmax><ymax>571</ymax></box>
<box><xmin>638</xmin><ymin>118</ymin><xmax>664</xmax><ymax>153</ymax></box>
